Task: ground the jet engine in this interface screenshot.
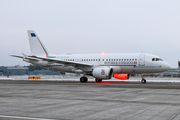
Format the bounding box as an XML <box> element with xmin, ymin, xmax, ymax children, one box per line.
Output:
<box><xmin>113</xmin><ymin>73</ymin><xmax>130</xmax><ymax>80</ymax></box>
<box><xmin>92</xmin><ymin>67</ymin><xmax>113</xmax><ymax>79</ymax></box>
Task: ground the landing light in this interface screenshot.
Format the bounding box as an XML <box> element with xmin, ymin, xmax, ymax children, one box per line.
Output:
<box><xmin>101</xmin><ymin>52</ymin><xmax>105</xmax><ymax>55</ymax></box>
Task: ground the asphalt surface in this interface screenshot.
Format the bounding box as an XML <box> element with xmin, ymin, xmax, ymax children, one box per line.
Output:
<box><xmin>0</xmin><ymin>80</ymin><xmax>180</xmax><ymax>120</ymax></box>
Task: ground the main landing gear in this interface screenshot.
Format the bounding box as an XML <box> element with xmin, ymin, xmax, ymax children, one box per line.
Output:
<box><xmin>80</xmin><ymin>77</ymin><xmax>88</xmax><ymax>83</ymax></box>
<box><xmin>141</xmin><ymin>74</ymin><xmax>146</xmax><ymax>84</ymax></box>
<box><xmin>95</xmin><ymin>78</ymin><xmax>102</xmax><ymax>82</ymax></box>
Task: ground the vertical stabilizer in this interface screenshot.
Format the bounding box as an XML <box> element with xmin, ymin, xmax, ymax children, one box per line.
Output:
<box><xmin>27</xmin><ymin>30</ymin><xmax>54</xmax><ymax>58</ymax></box>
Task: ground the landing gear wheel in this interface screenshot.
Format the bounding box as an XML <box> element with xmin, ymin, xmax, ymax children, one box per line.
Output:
<box><xmin>95</xmin><ymin>78</ymin><xmax>102</xmax><ymax>82</ymax></box>
<box><xmin>141</xmin><ymin>79</ymin><xmax>146</xmax><ymax>84</ymax></box>
<box><xmin>80</xmin><ymin>77</ymin><xmax>88</xmax><ymax>83</ymax></box>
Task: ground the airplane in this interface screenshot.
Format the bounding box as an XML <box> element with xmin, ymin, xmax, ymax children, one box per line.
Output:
<box><xmin>11</xmin><ymin>30</ymin><xmax>171</xmax><ymax>83</ymax></box>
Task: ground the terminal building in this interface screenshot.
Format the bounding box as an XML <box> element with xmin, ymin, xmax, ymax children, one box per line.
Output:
<box><xmin>2</xmin><ymin>65</ymin><xmax>65</xmax><ymax>76</ymax></box>
<box><xmin>28</xmin><ymin>69</ymin><xmax>61</xmax><ymax>75</ymax></box>
<box><xmin>7</xmin><ymin>66</ymin><xmax>28</xmax><ymax>75</ymax></box>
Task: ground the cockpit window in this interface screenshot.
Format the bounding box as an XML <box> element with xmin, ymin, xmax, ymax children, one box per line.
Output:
<box><xmin>152</xmin><ymin>58</ymin><xmax>163</xmax><ymax>61</ymax></box>
<box><xmin>159</xmin><ymin>58</ymin><xmax>163</xmax><ymax>61</ymax></box>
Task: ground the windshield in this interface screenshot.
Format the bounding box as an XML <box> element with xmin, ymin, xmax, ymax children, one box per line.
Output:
<box><xmin>152</xmin><ymin>58</ymin><xmax>163</xmax><ymax>61</ymax></box>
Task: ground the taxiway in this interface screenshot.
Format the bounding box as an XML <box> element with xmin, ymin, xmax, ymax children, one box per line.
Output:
<box><xmin>0</xmin><ymin>80</ymin><xmax>180</xmax><ymax>120</ymax></box>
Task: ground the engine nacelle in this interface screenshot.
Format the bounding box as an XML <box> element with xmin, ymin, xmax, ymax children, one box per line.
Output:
<box><xmin>113</xmin><ymin>73</ymin><xmax>130</xmax><ymax>80</ymax></box>
<box><xmin>92</xmin><ymin>67</ymin><xmax>113</xmax><ymax>79</ymax></box>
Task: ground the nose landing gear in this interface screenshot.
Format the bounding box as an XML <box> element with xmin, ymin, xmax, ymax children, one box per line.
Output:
<box><xmin>141</xmin><ymin>79</ymin><xmax>146</xmax><ymax>83</ymax></box>
<box><xmin>141</xmin><ymin>74</ymin><xmax>146</xmax><ymax>83</ymax></box>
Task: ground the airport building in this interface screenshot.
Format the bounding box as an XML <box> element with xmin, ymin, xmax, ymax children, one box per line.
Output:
<box><xmin>28</xmin><ymin>69</ymin><xmax>61</xmax><ymax>75</ymax></box>
<box><xmin>7</xmin><ymin>66</ymin><xmax>28</xmax><ymax>75</ymax></box>
<box><xmin>1</xmin><ymin>65</ymin><xmax>65</xmax><ymax>76</ymax></box>
<box><xmin>0</xmin><ymin>70</ymin><xmax>3</xmax><ymax>76</ymax></box>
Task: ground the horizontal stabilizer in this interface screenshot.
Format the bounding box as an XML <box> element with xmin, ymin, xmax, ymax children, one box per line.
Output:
<box><xmin>10</xmin><ymin>55</ymin><xmax>23</xmax><ymax>59</ymax></box>
<box><xmin>10</xmin><ymin>55</ymin><xmax>39</xmax><ymax>61</ymax></box>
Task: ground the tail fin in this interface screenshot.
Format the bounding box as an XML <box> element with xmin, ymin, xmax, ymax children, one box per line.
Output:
<box><xmin>27</xmin><ymin>30</ymin><xmax>54</xmax><ymax>58</ymax></box>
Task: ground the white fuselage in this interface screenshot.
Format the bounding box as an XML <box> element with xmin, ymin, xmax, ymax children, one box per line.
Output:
<box><xmin>27</xmin><ymin>53</ymin><xmax>170</xmax><ymax>74</ymax></box>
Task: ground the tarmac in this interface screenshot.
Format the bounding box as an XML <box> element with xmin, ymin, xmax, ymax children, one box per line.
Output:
<box><xmin>0</xmin><ymin>80</ymin><xmax>180</xmax><ymax>120</ymax></box>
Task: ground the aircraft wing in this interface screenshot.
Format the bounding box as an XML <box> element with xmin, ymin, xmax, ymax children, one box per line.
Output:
<box><xmin>11</xmin><ymin>55</ymin><xmax>93</xmax><ymax>67</ymax></box>
<box><xmin>31</xmin><ymin>56</ymin><xmax>93</xmax><ymax>67</ymax></box>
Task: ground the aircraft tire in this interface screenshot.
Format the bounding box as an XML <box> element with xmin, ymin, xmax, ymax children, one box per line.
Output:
<box><xmin>85</xmin><ymin>77</ymin><xmax>88</xmax><ymax>82</ymax></box>
<box><xmin>95</xmin><ymin>78</ymin><xmax>102</xmax><ymax>82</ymax></box>
<box><xmin>141</xmin><ymin>79</ymin><xmax>146</xmax><ymax>84</ymax></box>
<box><xmin>80</xmin><ymin>77</ymin><xmax>88</xmax><ymax>83</ymax></box>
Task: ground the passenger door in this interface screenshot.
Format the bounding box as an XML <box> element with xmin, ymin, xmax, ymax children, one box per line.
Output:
<box><xmin>139</xmin><ymin>54</ymin><xmax>145</xmax><ymax>66</ymax></box>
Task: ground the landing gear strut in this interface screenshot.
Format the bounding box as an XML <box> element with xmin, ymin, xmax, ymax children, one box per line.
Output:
<box><xmin>95</xmin><ymin>78</ymin><xmax>102</xmax><ymax>82</ymax></box>
<box><xmin>80</xmin><ymin>77</ymin><xmax>88</xmax><ymax>83</ymax></box>
<box><xmin>141</xmin><ymin>74</ymin><xmax>146</xmax><ymax>84</ymax></box>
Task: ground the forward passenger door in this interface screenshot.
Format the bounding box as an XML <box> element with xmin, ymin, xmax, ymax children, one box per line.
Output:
<box><xmin>139</xmin><ymin>54</ymin><xmax>145</xmax><ymax>66</ymax></box>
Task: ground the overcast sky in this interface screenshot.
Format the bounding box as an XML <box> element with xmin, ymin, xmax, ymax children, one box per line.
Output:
<box><xmin>0</xmin><ymin>0</ymin><xmax>180</xmax><ymax>68</ymax></box>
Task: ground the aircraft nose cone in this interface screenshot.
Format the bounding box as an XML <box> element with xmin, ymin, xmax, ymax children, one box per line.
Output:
<box><xmin>164</xmin><ymin>62</ymin><xmax>171</xmax><ymax>70</ymax></box>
